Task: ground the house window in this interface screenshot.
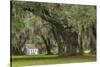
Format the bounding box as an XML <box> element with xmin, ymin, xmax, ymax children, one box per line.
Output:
<box><xmin>34</xmin><ymin>49</ymin><xmax>36</xmax><ymax>52</ymax></box>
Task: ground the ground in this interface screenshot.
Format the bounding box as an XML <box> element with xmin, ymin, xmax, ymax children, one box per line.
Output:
<box><xmin>11</xmin><ymin>54</ymin><xmax>96</xmax><ymax>67</ymax></box>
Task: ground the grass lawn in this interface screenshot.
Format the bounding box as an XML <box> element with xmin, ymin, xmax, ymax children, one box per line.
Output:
<box><xmin>11</xmin><ymin>54</ymin><xmax>96</xmax><ymax>67</ymax></box>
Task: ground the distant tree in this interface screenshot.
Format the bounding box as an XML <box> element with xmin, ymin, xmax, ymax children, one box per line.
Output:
<box><xmin>11</xmin><ymin>1</ymin><xmax>96</xmax><ymax>56</ymax></box>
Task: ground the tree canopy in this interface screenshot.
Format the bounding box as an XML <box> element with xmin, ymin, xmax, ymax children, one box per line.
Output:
<box><xmin>11</xmin><ymin>1</ymin><xmax>96</xmax><ymax>56</ymax></box>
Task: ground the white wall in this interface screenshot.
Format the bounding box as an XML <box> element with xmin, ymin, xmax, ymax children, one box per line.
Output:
<box><xmin>26</xmin><ymin>48</ymin><xmax>39</xmax><ymax>55</ymax></box>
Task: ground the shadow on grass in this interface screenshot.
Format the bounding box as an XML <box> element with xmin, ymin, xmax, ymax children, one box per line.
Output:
<box><xmin>12</xmin><ymin>55</ymin><xmax>61</xmax><ymax>61</ymax></box>
<box><xmin>12</xmin><ymin>54</ymin><xmax>96</xmax><ymax>62</ymax></box>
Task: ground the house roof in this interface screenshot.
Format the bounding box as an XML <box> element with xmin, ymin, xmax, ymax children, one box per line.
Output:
<box><xmin>25</xmin><ymin>44</ymin><xmax>38</xmax><ymax>49</ymax></box>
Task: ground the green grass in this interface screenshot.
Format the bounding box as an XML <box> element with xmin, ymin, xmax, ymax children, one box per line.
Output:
<box><xmin>11</xmin><ymin>54</ymin><xmax>96</xmax><ymax>67</ymax></box>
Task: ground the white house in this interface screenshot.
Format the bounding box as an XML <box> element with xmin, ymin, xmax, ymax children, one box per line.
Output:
<box><xmin>24</xmin><ymin>44</ymin><xmax>39</xmax><ymax>55</ymax></box>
